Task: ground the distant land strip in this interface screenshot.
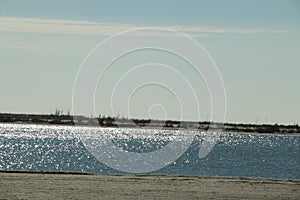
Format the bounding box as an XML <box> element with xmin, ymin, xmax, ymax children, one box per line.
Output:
<box><xmin>0</xmin><ymin>113</ymin><xmax>299</xmax><ymax>134</ymax></box>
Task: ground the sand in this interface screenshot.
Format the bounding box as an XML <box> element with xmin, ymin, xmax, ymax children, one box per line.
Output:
<box><xmin>0</xmin><ymin>171</ymin><xmax>299</xmax><ymax>199</ymax></box>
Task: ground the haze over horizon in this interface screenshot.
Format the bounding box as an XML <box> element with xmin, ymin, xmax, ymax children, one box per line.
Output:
<box><xmin>0</xmin><ymin>0</ymin><xmax>299</xmax><ymax>124</ymax></box>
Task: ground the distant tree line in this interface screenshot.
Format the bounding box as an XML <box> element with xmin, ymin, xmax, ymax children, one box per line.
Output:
<box><xmin>0</xmin><ymin>112</ymin><xmax>299</xmax><ymax>134</ymax></box>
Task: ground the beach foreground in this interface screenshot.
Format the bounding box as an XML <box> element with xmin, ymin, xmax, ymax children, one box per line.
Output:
<box><xmin>0</xmin><ymin>171</ymin><xmax>299</xmax><ymax>199</ymax></box>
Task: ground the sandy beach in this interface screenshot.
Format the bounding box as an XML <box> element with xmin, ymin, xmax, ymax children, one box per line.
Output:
<box><xmin>0</xmin><ymin>171</ymin><xmax>299</xmax><ymax>200</ymax></box>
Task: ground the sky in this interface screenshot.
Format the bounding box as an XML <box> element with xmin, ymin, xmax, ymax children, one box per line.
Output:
<box><xmin>0</xmin><ymin>0</ymin><xmax>299</xmax><ymax>124</ymax></box>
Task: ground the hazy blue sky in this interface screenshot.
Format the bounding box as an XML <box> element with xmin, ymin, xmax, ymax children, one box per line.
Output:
<box><xmin>0</xmin><ymin>0</ymin><xmax>299</xmax><ymax>124</ymax></box>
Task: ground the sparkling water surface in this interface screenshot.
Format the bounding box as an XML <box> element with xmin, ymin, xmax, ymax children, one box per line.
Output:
<box><xmin>0</xmin><ymin>123</ymin><xmax>299</xmax><ymax>179</ymax></box>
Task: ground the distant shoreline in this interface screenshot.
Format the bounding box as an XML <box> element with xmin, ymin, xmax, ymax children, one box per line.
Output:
<box><xmin>0</xmin><ymin>113</ymin><xmax>299</xmax><ymax>135</ymax></box>
<box><xmin>1</xmin><ymin>121</ymin><xmax>300</xmax><ymax>137</ymax></box>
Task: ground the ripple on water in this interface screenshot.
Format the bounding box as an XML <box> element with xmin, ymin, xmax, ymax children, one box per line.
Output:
<box><xmin>0</xmin><ymin>123</ymin><xmax>299</xmax><ymax>179</ymax></box>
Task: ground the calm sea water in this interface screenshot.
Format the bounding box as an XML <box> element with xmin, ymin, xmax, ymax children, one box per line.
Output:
<box><xmin>0</xmin><ymin>123</ymin><xmax>299</xmax><ymax>179</ymax></box>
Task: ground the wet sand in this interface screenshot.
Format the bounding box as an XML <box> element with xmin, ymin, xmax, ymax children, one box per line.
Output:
<box><xmin>0</xmin><ymin>171</ymin><xmax>299</xmax><ymax>199</ymax></box>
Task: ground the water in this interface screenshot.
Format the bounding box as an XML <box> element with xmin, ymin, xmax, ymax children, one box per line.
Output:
<box><xmin>0</xmin><ymin>123</ymin><xmax>299</xmax><ymax>179</ymax></box>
